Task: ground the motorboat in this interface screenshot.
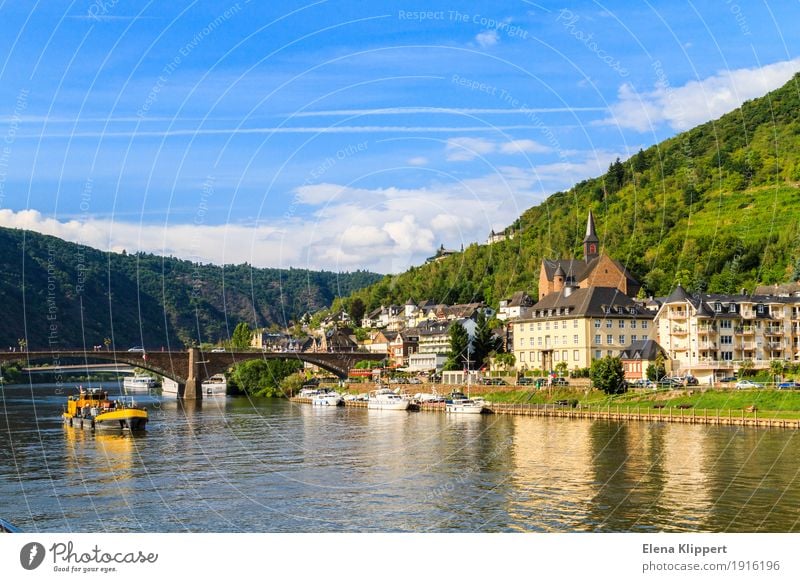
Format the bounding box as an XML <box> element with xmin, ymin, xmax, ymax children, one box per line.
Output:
<box><xmin>62</xmin><ymin>387</ymin><xmax>148</xmax><ymax>430</ymax></box>
<box><xmin>312</xmin><ymin>390</ymin><xmax>343</xmax><ymax>406</ymax></box>
<box><xmin>201</xmin><ymin>374</ymin><xmax>227</xmax><ymax>396</ymax></box>
<box><xmin>445</xmin><ymin>396</ymin><xmax>486</xmax><ymax>414</ymax></box>
<box><xmin>367</xmin><ymin>388</ymin><xmax>411</xmax><ymax>411</ymax></box>
<box><xmin>123</xmin><ymin>374</ymin><xmax>157</xmax><ymax>391</ymax></box>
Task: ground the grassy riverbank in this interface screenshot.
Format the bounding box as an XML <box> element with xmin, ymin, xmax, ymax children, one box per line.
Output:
<box><xmin>479</xmin><ymin>387</ymin><xmax>800</xmax><ymax>420</ymax></box>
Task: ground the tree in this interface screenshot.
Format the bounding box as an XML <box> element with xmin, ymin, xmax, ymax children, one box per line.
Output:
<box><xmin>738</xmin><ymin>359</ymin><xmax>754</xmax><ymax>378</ymax></box>
<box><xmin>591</xmin><ymin>356</ymin><xmax>626</xmax><ymax>394</ymax></box>
<box><xmin>646</xmin><ymin>360</ymin><xmax>666</xmax><ymax>381</ymax></box>
<box><xmin>555</xmin><ymin>361</ymin><xmax>568</xmax><ymax>377</ymax></box>
<box><xmin>231</xmin><ymin>322</ymin><xmax>253</xmax><ymax>349</ymax></box>
<box><xmin>444</xmin><ymin>321</ymin><xmax>470</xmax><ymax>371</ymax></box>
<box><xmin>494</xmin><ymin>352</ymin><xmax>516</xmax><ymax>371</ymax></box>
<box><xmin>349</xmin><ymin>298</ymin><xmax>366</xmax><ymax>325</ymax></box>
<box><xmin>227</xmin><ymin>358</ymin><xmax>303</xmax><ymax>397</ymax></box>
<box><xmin>103</xmin><ymin>337</ymin><xmax>112</xmax><ymax>351</ymax></box>
<box><xmin>770</xmin><ymin>359</ymin><xmax>786</xmax><ymax>383</ymax></box>
<box><xmin>471</xmin><ymin>310</ymin><xmax>501</xmax><ymax>369</ymax></box>
<box><xmin>17</xmin><ymin>338</ymin><xmax>27</xmax><ymax>352</ymax></box>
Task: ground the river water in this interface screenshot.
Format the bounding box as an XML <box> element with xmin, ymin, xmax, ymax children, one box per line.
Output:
<box><xmin>2</xmin><ymin>382</ymin><xmax>800</xmax><ymax>532</ymax></box>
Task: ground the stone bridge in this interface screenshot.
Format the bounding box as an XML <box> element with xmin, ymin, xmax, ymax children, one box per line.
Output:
<box><xmin>0</xmin><ymin>349</ymin><xmax>385</xmax><ymax>399</ymax></box>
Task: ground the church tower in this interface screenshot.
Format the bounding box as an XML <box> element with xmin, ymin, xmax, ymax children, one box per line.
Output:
<box><xmin>583</xmin><ymin>210</ymin><xmax>600</xmax><ymax>261</ymax></box>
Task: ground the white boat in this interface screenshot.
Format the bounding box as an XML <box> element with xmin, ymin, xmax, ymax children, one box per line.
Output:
<box><xmin>201</xmin><ymin>374</ymin><xmax>227</xmax><ymax>396</ymax></box>
<box><xmin>367</xmin><ymin>388</ymin><xmax>411</xmax><ymax>411</ymax></box>
<box><xmin>123</xmin><ymin>374</ymin><xmax>157</xmax><ymax>391</ymax></box>
<box><xmin>161</xmin><ymin>378</ymin><xmax>179</xmax><ymax>396</ymax></box>
<box><xmin>312</xmin><ymin>391</ymin><xmax>343</xmax><ymax>406</ymax></box>
<box><xmin>445</xmin><ymin>398</ymin><xmax>485</xmax><ymax>414</ymax></box>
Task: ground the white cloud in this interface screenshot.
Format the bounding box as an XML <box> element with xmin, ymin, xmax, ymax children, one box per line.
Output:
<box><xmin>0</xmin><ymin>167</ymin><xmax>545</xmax><ymax>273</ymax></box>
<box><xmin>499</xmin><ymin>139</ymin><xmax>551</xmax><ymax>155</ymax></box>
<box><xmin>407</xmin><ymin>156</ymin><xmax>429</xmax><ymax>166</ymax></box>
<box><xmin>603</xmin><ymin>58</ymin><xmax>800</xmax><ymax>131</ymax></box>
<box><xmin>445</xmin><ymin>137</ymin><xmax>497</xmax><ymax>161</ymax></box>
<box><xmin>446</xmin><ymin>137</ymin><xmax>551</xmax><ymax>161</ymax></box>
<box><xmin>475</xmin><ymin>30</ymin><xmax>499</xmax><ymax>48</ymax></box>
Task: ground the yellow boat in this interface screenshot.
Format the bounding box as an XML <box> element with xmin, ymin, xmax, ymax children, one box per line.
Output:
<box><xmin>63</xmin><ymin>388</ymin><xmax>148</xmax><ymax>431</ymax></box>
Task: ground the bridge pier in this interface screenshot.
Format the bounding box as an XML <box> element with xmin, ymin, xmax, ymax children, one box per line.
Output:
<box><xmin>180</xmin><ymin>348</ymin><xmax>202</xmax><ymax>400</ymax></box>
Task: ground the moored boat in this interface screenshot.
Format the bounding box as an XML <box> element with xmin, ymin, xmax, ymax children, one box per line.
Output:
<box><xmin>445</xmin><ymin>394</ymin><xmax>486</xmax><ymax>414</ymax></box>
<box><xmin>201</xmin><ymin>374</ymin><xmax>227</xmax><ymax>396</ymax></box>
<box><xmin>312</xmin><ymin>390</ymin><xmax>343</xmax><ymax>406</ymax></box>
<box><xmin>123</xmin><ymin>374</ymin><xmax>157</xmax><ymax>391</ymax></box>
<box><xmin>367</xmin><ymin>387</ymin><xmax>411</xmax><ymax>411</ymax></box>
<box><xmin>62</xmin><ymin>388</ymin><xmax>148</xmax><ymax>430</ymax></box>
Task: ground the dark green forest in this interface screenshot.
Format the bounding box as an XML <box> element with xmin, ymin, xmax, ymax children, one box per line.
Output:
<box><xmin>339</xmin><ymin>72</ymin><xmax>800</xmax><ymax>313</ymax></box>
<box><xmin>0</xmin><ymin>227</ymin><xmax>381</xmax><ymax>349</ymax></box>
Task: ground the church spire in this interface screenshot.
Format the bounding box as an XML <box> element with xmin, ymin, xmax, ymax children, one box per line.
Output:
<box><xmin>583</xmin><ymin>210</ymin><xmax>599</xmax><ymax>261</ymax></box>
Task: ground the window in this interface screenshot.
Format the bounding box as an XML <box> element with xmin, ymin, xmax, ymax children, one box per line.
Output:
<box><xmin>554</xmin><ymin>352</ymin><xmax>560</xmax><ymax>361</ymax></box>
<box><xmin>574</xmin><ymin>334</ymin><xmax>579</xmax><ymax>345</ymax></box>
<box><xmin>537</xmin><ymin>322</ymin><xmax>542</xmax><ymax>330</ymax></box>
<box><xmin>631</xmin><ymin>335</ymin><xmax>637</xmax><ymax>342</ymax></box>
<box><xmin>573</xmin><ymin>320</ymin><xmax>578</xmax><ymax>328</ymax></box>
<box><xmin>619</xmin><ymin>335</ymin><xmax>625</xmax><ymax>345</ymax></box>
<box><xmin>607</xmin><ymin>350</ymin><xmax>613</xmax><ymax>357</ymax></box>
<box><xmin>715</xmin><ymin>302</ymin><xmax>722</xmax><ymax>313</ymax></box>
<box><xmin>619</xmin><ymin>320</ymin><xmax>625</xmax><ymax>328</ymax></box>
<box><xmin>630</xmin><ymin>320</ymin><xmax>637</xmax><ymax>329</ymax></box>
<box><xmin>595</xmin><ymin>334</ymin><xmax>601</xmax><ymax>344</ymax></box>
<box><xmin>545</xmin><ymin>322</ymin><xmax>550</xmax><ymax>330</ymax></box>
<box><xmin>720</xmin><ymin>320</ymin><xmax>732</xmax><ymax>329</ymax></box>
<box><xmin>594</xmin><ymin>350</ymin><xmax>601</xmax><ymax>360</ymax></box>
<box><xmin>721</xmin><ymin>351</ymin><xmax>733</xmax><ymax>361</ymax></box>
<box><xmin>606</xmin><ymin>320</ymin><xmax>613</xmax><ymax>328</ymax></box>
<box><xmin>554</xmin><ymin>321</ymin><xmax>559</xmax><ymax>330</ymax></box>
<box><xmin>573</xmin><ymin>350</ymin><xmax>579</xmax><ymax>361</ymax></box>
<box><xmin>562</xmin><ymin>350</ymin><xmax>568</xmax><ymax>362</ymax></box>
<box><xmin>607</xmin><ymin>334</ymin><xmax>613</xmax><ymax>344</ymax></box>
<box><xmin>642</xmin><ymin>321</ymin><xmax>648</xmax><ymax>329</ymax></box>
<box><xmin>757</xmin><ymin>304</ymin><xmax>765</xmax><ymax>315</ymax></box>
<box><xmin>554</xmin><ymin>336</ymin><xmax>559</xmax><ymax>346</ymax></box>
<box><xmin>536</xmin><ymin>352</ymin><xmax>541</xmax><ymax>362</ymax></box>
<box><xmin>519</xmin><ymin>352</ymin><xmax>525</xmax><ymax>363</ymax></box>
<box><xmin>537</xmin><ymin>337</ymin><xmax>542</xmax><ymax>346</ymax></box>
<box><xmin>594</xmin><ymin>319</ymin><xmax>601</xmax><ymax>328</ymax></box>
<box><xmin>529</xmin><ymin>337</ymin><xmax>534</xmax><ymax>346</ymax></box>
<box><xmin>529</xmin><ymin>323</ymin><xmax>534</xmax><ymax>331</ymax></box>
<box><xmin>720</xmin><ymin>335</ymin><xmax>732</xmax><ymax>345</ymax></box>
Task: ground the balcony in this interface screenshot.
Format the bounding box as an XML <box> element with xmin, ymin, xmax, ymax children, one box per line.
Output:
<box><xmin>698</xmin><ymin>342</ymin><xmax>716</xmax><ymax>349</ymax></box>
<box><xmin>670</xmin><ymin>310</ymin><xmax>687</xmax><ymax>319</ymax></box>
<box><xmin>737</xmin><ymin>326</ymin><xmax>755</xmax><ymax>335</ymax></box>
<box><xmin>740</xmin><ymin>342</ymin><xmax>756</xmax><ymax>350</ymax></box>
<box><xmin>768</xmin><ymin>341</ymin><xmax>783</xmax><ymax>350</ymax></box>
<box><xmin>765</xmin><ymin>327</ymin><xmax>784</xmax><ymax>336</ymax></box>
<box><xmin>671</xmin><ymin>326</ymin><xmax>688</xmax><ymax>335</ymax></box>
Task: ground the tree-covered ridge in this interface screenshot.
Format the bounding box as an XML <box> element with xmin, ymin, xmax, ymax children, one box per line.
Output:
<box><xmin>0</xmin><ymin>226</ymin><xmax>381</xmax><ymax>349</ymax></box>
<box><xmin>341</xmin><ymin>72</ymin><xmax>800</xmax><ymax>313</ymax></box>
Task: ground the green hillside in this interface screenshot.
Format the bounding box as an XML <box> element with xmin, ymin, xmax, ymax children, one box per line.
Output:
<box><xmin>0</xmin><ymin>227</ymin><xmax>381</xmax><ymax>349</ymax></box>
<box><xmin>340</xmin><ymin>72</ymin><xmax>800</xmax><ymax>313</ymax></box>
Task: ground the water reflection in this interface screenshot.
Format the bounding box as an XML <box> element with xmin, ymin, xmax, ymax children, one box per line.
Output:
<box><xmin>2</xmin><ymin>384</ymin><xmax>800</xmax><ymax>532</ymax></box>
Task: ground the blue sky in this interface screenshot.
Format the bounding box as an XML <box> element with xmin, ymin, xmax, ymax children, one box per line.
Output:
<box><xmin>0</xmin><ymin>0</ymin><xmax>798</xmax><ymax>272</ymax></box>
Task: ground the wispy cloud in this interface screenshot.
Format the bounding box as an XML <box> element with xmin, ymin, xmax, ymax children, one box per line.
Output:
<box><xmin>18</xmin><ymin>125</ymin><xmax>580</xmax><ymax>139</ymax></box>
<box><xmin>291</xmin><ymin>106</ymin><xmax>606</xmax><ymax>117</ymax></box>
<box><xmin>602</xmin><ymin>58</ymin><xmax>800</xmax><ymax>131</ymax></box>
<box><xmin>445</xmin><ymin>137</ymin><xmax>551</xmax><ymax>161</ymax></box>
<box><xmin>475</xmin><ymin>30</ymin><xmax>499</xmax><ymax>48</ymax></box>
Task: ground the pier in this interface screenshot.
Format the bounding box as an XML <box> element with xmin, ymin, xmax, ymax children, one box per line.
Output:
<box><xmin>291</xmin><ymin>397</ymin><xmax>800</xmax><ymax>429</ymax></box>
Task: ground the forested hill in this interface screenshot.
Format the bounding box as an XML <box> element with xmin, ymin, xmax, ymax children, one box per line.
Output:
<box><xmin>0</xmin><ymin>226</ymin><xmax>381</xmax><ymax>349</ymax></box>
<box><xmin>340</xmin><ymin>72</ymin><xmax>800</xmax><ymax>314</ymax></box>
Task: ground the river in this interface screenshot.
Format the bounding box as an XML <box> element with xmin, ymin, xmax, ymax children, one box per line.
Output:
<box><xmin>1</xmin><ymin>382</ymin><xmax>799</xmax><ymax>532</ymax></box>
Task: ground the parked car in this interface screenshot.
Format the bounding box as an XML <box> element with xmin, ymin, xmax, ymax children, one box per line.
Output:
<box><xmin>631</xmin><ymin>378</ymin><xmax>656</xmax><ymax>389</ymax></box>
<box><xmin>210</xmin><ymin>347</ymin><xmax>226</xmax><ymax>353</ymax></box>
<box><xmin>735</xmin><ymin>380</ymin><xmax>763</xmax><ymax>389</ymax></box>
<box><xmin>684</xmin><ymin>375</ymin><xmax>699</xmax><ymax>386</ymax></box>
<box><xmin>517</xmin><ymin>376</ymin><xmax>535</xmax><ymax>386</ymax></box>
<box><xmin>657</xmin><ymin>376</ymin><xmax>682</xmax><ymax>388</ymax></box>
<box><xmin>482</xmin><ymin>377</ymin><xmax>506</xmax><ymax>386</ymax></box>
<box><xmin>551</xmin><ymin>377</ymin><xmax>569</xmax><ymax>387</ymax></box>
<box><xmin>718</xmin><ymin>376</ymin><xmax>738</xmax><ymax>383</ymax></box>
<box><xmin>777</xmin><ymin>381</ymin><xmax>800</xmax><ymax>390</ymax></box>
<box><xmin>127</xmin><ymin>346</ymin><xmax>145</xmax><ymax>352</ymax></box>
<box><xmin>408</xmin><ymin>377</ymin><xmax>423</xmax><ymax>385</ymax></box>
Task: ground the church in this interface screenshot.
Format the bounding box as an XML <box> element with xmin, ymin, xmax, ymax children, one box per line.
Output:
<box><xmin>537</xmin><ymin>211</ymin><xmax>640</xmax><ymax>299</ymax></box>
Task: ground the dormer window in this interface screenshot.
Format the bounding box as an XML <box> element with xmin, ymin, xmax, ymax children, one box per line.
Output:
<box><xmin>603</xmin><ymin>306</ymin><xmax>611</xmax><ymax>314</ymax></box>
<box><xmin>728</xmin><ymin>303</ymin><xmax>737</xmax><ymax>313</ymax></box>
<box><xmin>757</xmin><ymin>304</ymin><xmax>765</xmax><ymax>315</ymax></box>
<box><xmin>715</xmin><ymin>302</ymin><xmax>722</xmax><ymax>313</ymax></box>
